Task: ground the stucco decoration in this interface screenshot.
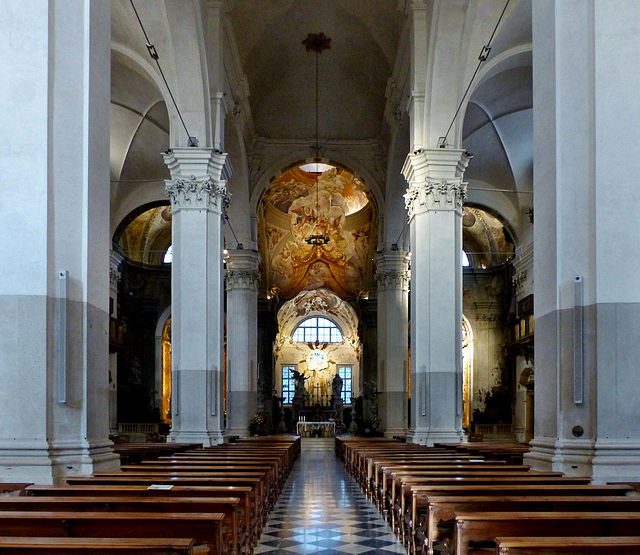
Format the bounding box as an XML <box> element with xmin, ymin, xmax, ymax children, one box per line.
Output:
<box><xmin>274</xmin><ymin>289</ymin><xmax>360</xmax><ymax>394</ymax></box>
<box><xmin>259</xmin><ymin>165</ymin><xmax>376</xmax><ymax>300</ymax></box>
<box><xmin>462</xmin><ymin>206</ymin><xmax>514</xmax><ymax>268</ymax></box>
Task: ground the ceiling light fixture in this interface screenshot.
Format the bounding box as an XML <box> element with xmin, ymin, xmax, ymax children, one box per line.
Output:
<box><xmin>303</xmin><ymin>32</ymin><xmax>331</xmax><ymax>246</ymax></box>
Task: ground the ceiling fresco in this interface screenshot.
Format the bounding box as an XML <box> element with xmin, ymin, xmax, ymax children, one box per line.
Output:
<box><xmin>259</xmin><ymin>165</ymin><xmax>377</xmax><ymax>301</ymax></box>
<box><xmin>117</xmin><ymin>205</ymin><xmax>172</xmax><ymax>265</ymax></box>
<box><xmin>462</xmin><ymin>206</ymin><xmax>514</xmax><ymax>268</ymax></box>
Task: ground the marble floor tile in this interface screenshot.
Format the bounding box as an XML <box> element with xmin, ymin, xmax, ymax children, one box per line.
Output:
<box><xmin>255</xmin><ymin>438</ymin><xmax>407</xmax><ymax>555</ymax></box>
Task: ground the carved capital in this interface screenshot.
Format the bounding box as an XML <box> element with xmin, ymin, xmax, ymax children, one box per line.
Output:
<box><xmin>165</xmin><ymin>176</ymin><xmax>230</xmax><ymax>212</ymax></box>
<box><xmin>225</xmin><ymin>268</ymin><xmax>260</xmax><ymax>290</ymax></box>
<box><xmin>376</xmin><ymin>269</ymin><xmax>410</xmax><ymax>292</ymax></box>
<box><xmin>404</xmin><ymin>179</ymin><xmax>466</xmax><ymax>217</ymax></box>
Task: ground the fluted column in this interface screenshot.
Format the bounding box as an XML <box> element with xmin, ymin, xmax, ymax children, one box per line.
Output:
<box><xmin>225</xmin><ymin>250</ymin><xmax>260</xmax><ymax>437</ymax></box>
<box><xmin>402</xmin><ymin>149</ymin><xmax>471</xmax><ymax>445</ymax></box>
<box><xmin>163</xmin><ymin>148</ymin><xmax>231</xmax><ymax>446</ymax></box>
<box><xmin>376</xmin><ymin>250</ymin><xmax>410</xmax><ymax>436</ymax></box>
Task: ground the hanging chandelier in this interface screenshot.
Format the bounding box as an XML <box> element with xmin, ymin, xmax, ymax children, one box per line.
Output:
<box><xmin>303</xmin><ymin>33</ymin><xmax>331</xmax><ymax>246</ymax></box>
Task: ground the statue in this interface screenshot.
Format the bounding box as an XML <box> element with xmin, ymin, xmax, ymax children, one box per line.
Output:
<box><xmin>292</xmin><ymin>370</ymin><xmax>308</xmax><ymax>400</ymax></box>
<box><xmin>332</xmin><ymin>373</ymin><xmax>343</xmax><ymax>402</ymax></box>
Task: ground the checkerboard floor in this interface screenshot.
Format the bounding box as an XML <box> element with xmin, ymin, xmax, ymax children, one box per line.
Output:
<box><xmin>255</xmin><ymin>438</ymin><xmax>407</xmax><ymax>554</ymax></box>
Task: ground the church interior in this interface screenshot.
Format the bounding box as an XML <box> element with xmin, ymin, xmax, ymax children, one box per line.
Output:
<box><xmin>5</xmin><ymin>3</ymin><xmax>640</xmax><ymax>547</ymax></box>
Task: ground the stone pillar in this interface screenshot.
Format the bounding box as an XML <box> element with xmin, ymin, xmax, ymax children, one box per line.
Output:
<box><xmin>376</xmin><ymin>250</ymin><xmax>410</xmax><ymax>437</ymax></box>
<box><xmin>225</xmin><ymin>250</ymin><xmax>260</xmax><ymax>437</ymax></box>
<box><xmin>402</xmin><ymin>149</ymin><xmax>471</xmax><ymax>445</ymax></box>
<box><xmin>164</xmin><ymin>148</ymin><xmax>231</xmax><ymax>446</ymax></box>
<box><xmin>527</xmin><ymin>0</ymin><xmax>640</xmax><ymax>483</ymax></box>
<box><xmin>0</xmin><ymin>0</ymin><xmax>118</xmax><ymax>483</ymax></box>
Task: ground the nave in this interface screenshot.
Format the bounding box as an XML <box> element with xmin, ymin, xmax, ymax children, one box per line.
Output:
<box><xmin>255</xmin><ymin>438</ymin><xmax>406</xmax><ymax>555</ymax></box>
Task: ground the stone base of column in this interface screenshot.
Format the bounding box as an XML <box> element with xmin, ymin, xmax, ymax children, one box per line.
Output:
<box><xmin>406</xmin><ymin>428</ymin><xmax>464</xmax><ymax>446</ymax></box>
<box><xmin>169</xmin><ymin>430</ymin><xmax>225</xmax><ymax>447</ymax></box>
<box><xmin>379</xmin><ymin>392</ymin><xmax>407</xmax><ymax>437</ymax></box>
<box><xmin>226</xmin><ymin>391</ymin><xmax>257</xmax><ymax>439</ymax></box>
<box><xmin>0</xmin><ymin>439</ymin><xmax>119</xmax><ymax>485</ymax></box>
<box><xmin>526</xmin><ymin>436</ymin><xmax>640</xmax><ymax>484</ymax></box>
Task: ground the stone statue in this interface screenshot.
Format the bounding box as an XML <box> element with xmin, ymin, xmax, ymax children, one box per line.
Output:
<box><xmin>332</xmin><ymin>373</ymin><xmax>343</xmax><ymax>402</ymax></box>
<box><xmin>293</xmin><ymin>370</ymin><xmax>308</xmax><ymax>399</ymax></box>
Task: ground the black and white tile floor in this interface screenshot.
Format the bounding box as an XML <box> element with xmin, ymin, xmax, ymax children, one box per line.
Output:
<box><xmin>255</xmin><ymin>438</ymin><xmax>407</xmax><ymax>555</ymax></box>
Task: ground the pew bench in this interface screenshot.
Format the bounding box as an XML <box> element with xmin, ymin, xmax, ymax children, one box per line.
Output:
<box><xmin>0</xmin><ymin>511</ymin><xmax>224</xmax><ymax>555</ymax></box>
<box><xmin>418</xmin><ymin>495</ymin><xmax>640</xmax><ymax>555</ymax></box>
<box><xmin>451</xmin><ymin>511</ymin><xmax>640</xmax><ymax>555</ymax></box>
<box><xmin>27</xmin><ymin>483</ymin><xmax>257</xmax><ymax>554</ymax></box>
<box><xmin>0</xmin><ymin>496</ymin><xmax>241</xmax><ymax>555</ymax></box>
<box><xmin>0</xmin><ymin>537</ymin><xmax>197</xmax><ymax>555</ymax></box>
<box><xmin>493</xmin><ymin>536</ymin><xmax>640</xmax><ymax>554</ymax></box>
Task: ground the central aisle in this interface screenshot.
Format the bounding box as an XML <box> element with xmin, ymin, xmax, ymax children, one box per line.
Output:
<box><xmin>255</xmin><ymin>437</ymin><xmax>407</xmax><ymax>554</ymax></box>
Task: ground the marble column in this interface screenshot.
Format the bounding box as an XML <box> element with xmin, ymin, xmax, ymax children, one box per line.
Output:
<box><xmin>376</xmin><ymin>250</ymin><xmax>410</xmax><ymax>437</ymax></box>
<box><xmin>163</xmin><ymin>148</ymin><xmax>231</xmax><ymax>446</ymax></box>
<box><xmin>225</xmin><ymin>250</ymin><xmax>260</xmax><ymax>437</ymax></box>
<box><xmin>402</xmin><ymin>149</ymin><xmax>471</xmax><ymax>445</ymax></box>
<box><xmin>527</xmin><ymin>0</ymin><xmax>640</xmax><ymax>483</ymax></box>
<box><xmin>0</xmin><ymin>0</ymin><xmax>118</xmax><ymax>483</ymax></box>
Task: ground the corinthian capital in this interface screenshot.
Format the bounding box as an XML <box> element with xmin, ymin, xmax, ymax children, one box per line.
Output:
<box><xmin>225</xmin><ymin>268</ymin><xmax>260</xmax><ymax>290</ymax></box>
<box><xmin>163</xmin><ymin>148</ymin><xmax>232</xmax><ymax>213</ymax></box>
<box><xmin>404</xmin><ymin>179</ymin><xmax>466</xmax><ymax>217</ymax></box>
<box><xmin>376</xmin><ymin>269</ymin><xmax>410</xmax><ymax>292</ymax></box>
<box><xmin>166</xmin><ymin>176</ymin><xmax>230</xmax><ymax>212</ymax></box>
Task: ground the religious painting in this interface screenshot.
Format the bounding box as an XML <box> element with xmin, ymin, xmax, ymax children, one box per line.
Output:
<box><xmin>259</xmin><ymin>165</ymin><xmax>377</xmax><ymax>300</ymax></box>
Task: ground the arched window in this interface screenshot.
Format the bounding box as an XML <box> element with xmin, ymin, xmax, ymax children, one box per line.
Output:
<box><xmin>292</xmin><ymin>317</ymin><xmax>343</xmax><ymax>343</ymax></box>
<box><xmin>164</xmin><ymin>245</ymin><xmax>173</xmax><ymax>264</ymax></box>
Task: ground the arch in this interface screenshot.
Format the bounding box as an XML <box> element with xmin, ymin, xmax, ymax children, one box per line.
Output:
<box><xmin>249</xmin><ymin>149</ymin><xmax>385</xmax><ymax>218</ymax></box>
<box><xmin>274</xmin><ymin>289</ymin><xmax>361</xmax><ymax>403</ymax></box>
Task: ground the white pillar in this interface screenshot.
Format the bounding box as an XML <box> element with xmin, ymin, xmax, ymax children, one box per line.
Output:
<box><xmin>376</xmin><ymin>250</ymin><xmax>410</xmax><ymax>436</ymax></box>
<box><xmin>164</xmin><ymin>148</ymin><xmax>231</xmax><ymax>446</ymax></box>
<box><xmin>225</xmin><ymin>250</ymin><xmax>260</xmax><ymax>437</ymax></box>
<box><xmin>527</xmin><ymin>0</ymin><xmax>640</xmax><ymax>483</ymax></box>
<box><xmin>0</xmin><ymin>0</ymin><xmax>118</xmax><ymax>483</ymax></box>
<box><xmin>402</xmin><ymin>149</ymin><xmax>471</xmax><ymax>445</ymax></box>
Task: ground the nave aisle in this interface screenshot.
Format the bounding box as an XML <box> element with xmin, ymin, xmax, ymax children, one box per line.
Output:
<box><xmin>255</xmin><ymin>438</ymin><xmax>406</xmax><ymax>555</ymax></box>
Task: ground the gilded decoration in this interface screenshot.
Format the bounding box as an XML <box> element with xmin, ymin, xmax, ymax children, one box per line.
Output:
<box><xmin>259</xmin><ymin>166</ymin><xmax>376</xmax><ymax>300</ymax></box>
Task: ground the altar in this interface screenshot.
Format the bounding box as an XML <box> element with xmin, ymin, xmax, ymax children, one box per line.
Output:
<box><xmin>296</xmin><ymin>420</ymin><xmax>336</xmax><ymax>438</ymax></box>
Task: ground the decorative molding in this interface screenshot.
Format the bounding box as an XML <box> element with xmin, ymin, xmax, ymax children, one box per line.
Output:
<box><xmin>109</xmin><ymin>269</ymin><xmax>121</xmax><ymax>292</ymax></box>
<box><xmin>225</xmin><ymin>268</ymin><xmax>260</xmax><ymax>290</ymax></box>
<box><xmin>166</xmin><ymin>176</ymin><xmax>230</xmax><ymax>212</ymax></box>
<box><xmin>404</xmin><ymin>179</ymin><xmax>466</xmax><ymax>217</ymax></box>
<box><xmin>375</xmin><ymin>269</ymin><xmax>410</xmax><ymax>292</ymax></box>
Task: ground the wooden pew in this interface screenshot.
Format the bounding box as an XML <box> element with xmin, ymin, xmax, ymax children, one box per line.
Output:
<box><xmin>0</xmin><ymin>496</ymin><xmax>240</xmax><ymax>555</ymax></box>
<box><xmin>403</xmin><ymin>481</ymin><xmax>632</xmax><ymax>552</ymax></box>
<box><xmin>0</xmin><ymin>511</ymin><xmax>224</xmax><ymax>555</ymax></box>
<box><xmin>26</xmin><ymin>484</ymin><xmax>256</xmax><ymax>554</ymax></box>
<box><xmin>0</xmin><ymin>537</ymin><xmax>197</xmax><ymax>555</ymax></box>
<box><xmin>452</xmin><ymin>512</ymin><xmax>640</xmax><ymax>555</ymax></box>
<box><xmin>420</xmin><ymin>495</ymin><xmax>640</xmax><ymax>555</ymax></box>
<box><xmin>493</xmin><ymin>536</ymin><xmax>640</xmax><ymax>554</ymax></box>
<box><xmin>65</xmin><ymin>476</ymin><xmax>265</xmax><ymax>544</ymax></box>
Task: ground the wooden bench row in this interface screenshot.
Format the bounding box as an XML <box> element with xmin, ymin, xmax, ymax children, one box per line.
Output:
<box><xmin>337</xmin><ymin>437</ymin><xmax>640</xmax><ymax>555</ymax></box>
<box><xmin>0</xmin><ymin>436</ymin><xmax>300</xmax><ymax>555</ymax></box>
